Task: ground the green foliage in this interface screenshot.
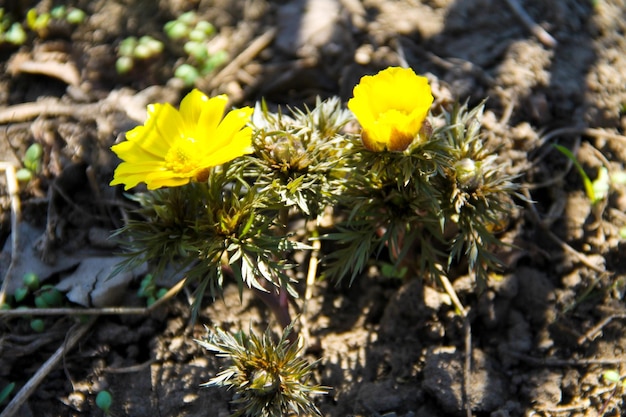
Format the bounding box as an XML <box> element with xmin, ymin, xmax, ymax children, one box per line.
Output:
<box><xmin>196</xmin><ymin>324</ymin><xmax>327</xmax><ymax>417</ymax></box>
<box><xmin>113</xmin><ymin>96</ymin><xmax>519</xmax><ymax>315</ymax></box>
<box><xmin>250</xmin><ymin>97</ymin><xmax>352</xmax><ymax>217</ymax></box>
<box><xmin>95</xmin><ymin>390</ymin><xmax>113</xmax><ymax>414</ymax></box>
<box><xmin>16</xmin><ymin>143</ymin><xmax>43</xmax><ymax>182</ymax></box>
<box><xmin>0</xmin><ymin>8</ymin><xmax>26</xmax><ymax>45</ymax></box>
<box><xmin>4</xmin><ymin>22</ymin><xmax>27</xmax><ymax>45</ymax></box>
<box><xmin>163</xmin><ymin>10</ymin><xmax>225</xmax><ymax>85</ymax></box>
<box><xmin>25</xmin><ymin>6</ymin><xmax>86</xmax><ymax>37</ymax></box>
<box><xmin>0</xmin><ymin>382</ymin><xmax>15</xmax><ymax>405</ymax></box>
<box><xmin>34</xmin><ymin>285</ymin><xmax>63</xmax><ymax>308</ymax></box>
<box><xmin>553</xmin><ymin>144</ymin><xmax>609</xmax><ymax>205</ymax></box>
<box><xmin>115</xmin><ymin>35</ymin><xmax>164</xmax><ymax>74</ymax></box>
<box><xmin>323</xmin><ymin>101</ymin><xmax>519</xmax><ymax>287</ymax></box>
<box><xmin>30</xmin><ymin>318</ymin><xmax>45</xmax><ymax>332</ymax></box>
<box><xmin>22</xmin><ymin>272</ymin><xmax>40</xmax><ymax>291</ymax></box>
<box><xmin>112</xmin><ymin>163</ymin><xmax>308</xmax><ymax>317</ymax></box>
<box><xmin>137</xmin><ymin>274</ymin><xmax>167</xmax><ymax>306</ymax></box>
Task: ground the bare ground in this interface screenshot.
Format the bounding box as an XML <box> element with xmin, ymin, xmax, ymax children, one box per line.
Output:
<box><xmin>1</xmin><ymin>0</ymin><xmax>626</xmax><ymax>416</ymax></box>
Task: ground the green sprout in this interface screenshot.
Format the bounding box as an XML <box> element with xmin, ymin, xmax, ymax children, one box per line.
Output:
<box><xmin>48</xmin><ymin>6</ymin><xmax>86</xmax><ymax>24</ymax></box>
<box><xmin>33</xmin><ymin>285</ymin><xmax>63</xmax><ymax>308</ymax></box>
<box><xmin>95</xmin><ymin>390</ymin><xmax>113</xmax><ymax>415</ymax></box>
<box><xmin>12</xmin><ymin>272</ymin><xmax>41</xmax><ymax>304</ymax></box>
<box><xmin>26</xmin><ymin>8</ymin><xmax>50</xmax><ymax>33</ymax></box>
<box><xmin>13</xmin><ymin>286</ymin><xmax>28</xmax><ymax>303</ymax></box>
<box><xmin>173</xmin><ymin>63</ymin><xmax>200</xmax><ymax>86</ymax></box>
<box><xmin>115</xmin><ymin>35</ymin><xmax>164</xmax><ymax>75</ymax></box>
<box><xmin>553</xmin><ymin>144</ymin><xmax>609</xmax><ymax>205</ymax></box>
<box><xmin>599</xmin><ymin>370</ymin><xmax>626</xmax><ymax>415</ymax></box>
<box><xmin>164</xmin><ymin>12</ymin><xmax>225</xmax><ymax>86</ymax></box>
<box><xmin>137</xmin><ymin>274</ymin><xmax>167</xmax><ymax>306</ymax></box>
<box><xmin>0</xmin><ymin>382</ymin><xmax>15</xmax><ymax>406</ymax></box>
<box><xmin>16</xmin><ymin>143</ymin><xmax>43</xmax><ymax>182</ymax></box>
<box><xmin>65</xmin><ymin>8</ymin><xmax>87</xmax><ymax>25</ymax></box>
<box><xmin>22</xmin><ymin>272</ymin><xmax>40</xmax><ymax>291</ymax></box>
<box><xmin>196</xmin><ymin>324</ymin><xmax>328</xmax><ymax>417</ymax></box>
<box><xmin>0</xmin><ymin>8</ymin><xmax>26</xmax><ymax>45</ymax></box>
<box><xmin>4</xmin><ymin>22</ymin><xmax>26</xmax><ymax>45</ymax></box>
<box><xmin>30</xmin><ymin>318</ymin><xmax>45</xmax><ymax>333</ymax></box>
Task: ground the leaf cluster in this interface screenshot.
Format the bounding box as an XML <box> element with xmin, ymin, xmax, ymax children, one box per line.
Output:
<box><xmin>248</xmin><ymin>97</ymin><xmax>353</xmax><ymax>217</ymax></box>
<box><xmin>196</xmin><ymin>325</ymin><xmax>328</xmax><ymax>417</ymax></box>
<box><xmin>112</xmin><ymin>163</ymin><xmax>305</xmax><ymax>315</ymax></box>
<box><xmin>323</xmin><ymin>101</ymin><xmax>520</xmax><ymax>286</ymax></box>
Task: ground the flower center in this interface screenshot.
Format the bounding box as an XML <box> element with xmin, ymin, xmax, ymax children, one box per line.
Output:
<box><xmin>378</xmin><ymin>109</ymin><xmax>409</xmax><ymax>125</ymax></box>
<box><xmin>165</xmin><ymin>137</ymin><xmax>202</xmax><ymax>174</ymax></box>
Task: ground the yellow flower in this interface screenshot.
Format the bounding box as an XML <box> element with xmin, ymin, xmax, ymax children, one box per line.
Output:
<box><xmin>110</xmin><ymin>89</ymin><xmax>253</xmax><ymax>190</ymax></box>
<box><xmin>348</xmin><ymin>67</ymin><xmax>433</xmax><ymax>152</ymax></box>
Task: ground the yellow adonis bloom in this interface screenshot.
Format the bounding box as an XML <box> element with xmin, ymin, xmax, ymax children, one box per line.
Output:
<box><xmin>110</xmin><ymin>89</ymin><xmax>254</xmax><ymax>190</ymax></box>
<box><xmin>348</xmin><ymin>67</ymin><xmax>433</xmax><ymax>152</ymax></box>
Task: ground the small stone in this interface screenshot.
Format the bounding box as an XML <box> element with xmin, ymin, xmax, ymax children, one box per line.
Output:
<box><xmin>354</xmin><ymin>44</ymin><xmax>373</xmax><ymax>65</ymax></box>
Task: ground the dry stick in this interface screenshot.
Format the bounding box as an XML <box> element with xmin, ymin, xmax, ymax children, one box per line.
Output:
<box><xmin>521</xmin><ymin>188</ymin><xmax>606</xmax><ymax>274</ymax></box>
<box><xmin>300</xmin><ymin>223</ymin><xmax>321</xmax><ymax>348</ymax></box>
<box><xmin>577</xmin><ymin>313</ymin><xmax>626</xmax><ymax>345</ymax></box>
<box><xmin>11</xmin><ymin>60</ymin><xmax>81</xmax><ymax>87</ymax></box>
<box><xmin>438</xmin><ymin>273</ymin><xmax>466</xmax><ymax>316</ymax></box>
<box><xmin>0</xmin><ymin>317</ymin><xmax>97</xmax><ymax>417</ymax></box>
<box><xmin>0</xmin><ymin>99</ymin><xmax>81</xmax><ymax>124</ymax></box>
<box><xmin>507</xmin><ymin>351</ymin><xmax>625</xmax><ymax>367</ymax></box>
<box><xmin>0</xmin><ymin>163</ymin><xmax>21</xmax><ymax>306</ymax></box>
<box><xmin>534</xmin><ymin>401</ymin><xmax>591</xmax><ymax>414</ymax></box>
<box><xmin>503</xmin><ymin>0</ymin><xmax>557</xmax><ymax>48</ymax></box>
<box><xmin>0</xmin><ymin>277</ymin><xmax>187</xmax><ymax>317</ymax></box>
<box><xmin>438</xmin><ymin>273</ymin><xmax>472</xmax><ymax>417</ymax></box>
<box><xmin>201</xmin><ymin>28</ymin><xmax>276</xmax><ymax>92</ymax></box>
<box><xmin>463</xmin><ymin>310</ymin><xmax>472</xmax><ymax>417</ymax></box>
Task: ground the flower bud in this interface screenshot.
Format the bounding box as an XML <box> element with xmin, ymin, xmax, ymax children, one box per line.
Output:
<box><xmin>454</xmin><ymin>158</ymin><xmax>482</xmax><ymax>191</ymax></box>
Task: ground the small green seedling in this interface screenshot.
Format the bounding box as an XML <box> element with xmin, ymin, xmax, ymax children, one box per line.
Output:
<box><xmin>379</xmin><ymin>262</ymin><xmax>408</xmax><ymax>279</ymax></box>
<box><xmin>137</xmin><ymin>274</ymin><xmax>167</xmax><ymax>306</ymax></box>
<box><xmin>34</xmin><ymin>285</ymin><xmax>63</xmax><ymax>308</ymax></box>
<box><xmin>164</xmin><ymin>12</ymin><xmax>225</xmax><ymax>86</ymax></box>
<box><xmin>26</xmin><ymin>8</ymin><xmax>50</xmax><ymax>33</ymax></box>
<box><xmin>65</xmin><ymin>8</ymin><xmax>86</xmax><ymax>25</ymax></box>
<box><xmin>95</xmin><ymin>390</ymin><xmax>113</xmax><ymax>414</ymax></box>
<box><xmin>23</xmin><ymin>272</ymin><xmax>40</xmax><ymax>291</ymax></box>
<box><xmin>174</xmin><ymin>63</ymin><xmax>200</xmax><ymax>87</ymax></box>
<box><xmin>50</xmin><ymin>6</ymin><xmax>87</xmax><ymax>25</ymax></box>
<box><xmin>115</xmin><ymin>35</ymin><xmax>164</xmax><ymax>74</ymax></box>
<box><xmin>30</xmin><ymin>318</ymin><xmax>45</xmax><ymax>333</ymax></box>
<box><xmin>0</xmin><ymin>8</ymin><xmax>27</xmax><ymax>45</ymax></box>
<box><xmin>16</xmin><ymin>143</ymin><xmax>43</xmax><ymax>182</ymax></box>
<box><xmin>0</xmin><ymin>382</ymin><xmax>15</xmax><ymax>405</ymax></box>
<box><xmin>4</xmin><ymin>22</ymin><xmax>27</xmax><ymax>45</ymax></box>
<box><xmin>13</xmin><ymin>286</ymin><xmax>28</xmax><ymax>303</ymax></box>
<box><xmin>553</xmin><ymin>144</ymin><xmax>609</xmax><ymax>205</ymax></box>
<box><xmin>601</xmin><ymin>370</ymin><xmax>626</xmax><ymax>413</ymax></box>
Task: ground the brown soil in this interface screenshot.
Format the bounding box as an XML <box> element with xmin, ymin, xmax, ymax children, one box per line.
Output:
<box><xmin>1</xmin><ymin>0</ymin><xmax>626</xmax><ymax>416</ymax></box>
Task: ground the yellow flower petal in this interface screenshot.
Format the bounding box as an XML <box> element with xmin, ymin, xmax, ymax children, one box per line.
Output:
<box><xmin>110</xmin><ymin>89</ymin><xmax>253</xmax><ymax>190</ymax></box>
<box><xmin>348</xmin><ymin>67</ymin><xmax>433</xmax><ymax>152</ymax></box>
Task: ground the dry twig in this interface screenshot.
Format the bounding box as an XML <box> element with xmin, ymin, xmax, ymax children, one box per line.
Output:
<box><xmin>200</xmin><ymin>28</ymin><xmax>276</xmax><ymax>92</ymax></box>
<box><xmin>522</xmin><ymin>188</ymin><xmax>606</xmax><ymax>274</ymax></box>
<box><xmin>0</xmin><ymin>317</ymin><xmax>97</xmax><ymax>417</ymax></box>
<box><xmin>0</xmin><ymin>163</ymin><xmax>21</xmax><ymax>306</ymax></box>
<box><xmin>0</xmin><ymin>277</ymin><xmax>187</xmax><ymax>317</ymax></box>
<box><xmin>503</xmin><ymin>0</ymin><xmax>558</xmax><ymax>48</ymax></box>
<box><xmin>577</xmin><ymin>312</ymin><xmax>626</xmax><ymax>345</ymax></box>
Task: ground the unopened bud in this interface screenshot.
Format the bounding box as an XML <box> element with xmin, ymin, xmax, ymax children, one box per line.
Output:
<box><xmin>455</xmin><ymin>158</ymin><xmax>481</xmax><ymax>191</ymax></box>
